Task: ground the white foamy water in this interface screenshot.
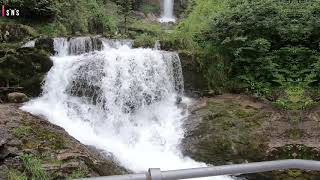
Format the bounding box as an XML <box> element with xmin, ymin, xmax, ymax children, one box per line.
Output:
<box><xmin>159</xmin><ymin>0</ymin><xmax>176</xmax><ymax>23</ymax></box>
<box><xmin>21</xmin><ymin>40</ymin><xmax>232</xmax><ymax>180</ymax></box>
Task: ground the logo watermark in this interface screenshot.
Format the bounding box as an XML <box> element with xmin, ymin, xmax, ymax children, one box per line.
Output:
<box><xmin>2</xmin><ymin>5</ymin><xmax>19</xmax><ymax>17</ymax></box>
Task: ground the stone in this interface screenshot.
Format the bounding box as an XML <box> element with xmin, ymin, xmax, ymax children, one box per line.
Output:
<box><xmin>7</xmin><ymin>92</ymin><xmax>29</xmax><ymax>103</ymax></box>
<box><xmin>42</xmin><ymin>163</ymin><xmax>61</xmax><ymax>171</ymax></box>
<box><xmin>57</xmin><ymin>152</ymin><xmax>84</xmax><ymax>161</ymax></box>
<box><xmin>0</xmin><ymin>165</ymin><xmax>9</xmax><ymax>180</ymax></box>
<box><xmin>0</xmin><ymin>48</ymin><xmax>52</xmax><ymax>97</ymax></box>
<box><xmin>0</xmin><ymin>24</ymin><xmax>35</xmax><ymax>43</ymax></box>
<box><xmin>0</xmin><ymin>129</ymin><xmax>9</xmax><ymax>146</ymax></box>
<box><xmin>7</xmin><ymin>139</ymin><xmax>22</xmax><ymax>147</ymax></box>
<box><xmin>0</xmin><ymin>103</ymin><xmax>129</xmax><ymax>179</ymax></box>
<box><xmin>60</xmin><ymin>162</ymin><xmax>81</xmax><ymax>172</ymax></box>
<box><xmin>35</xmin><ymin>37</ymin><xmax>55</xmax><ymax>55</ymax></box>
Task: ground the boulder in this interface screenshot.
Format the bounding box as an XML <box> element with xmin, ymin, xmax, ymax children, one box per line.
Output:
<box><xmin>7</xmin><ymin>92</ymin><xmax>28</xmax><ymax>103</ymax></box>
<box><xmin>0</xmin><ymin>24</ymin><xmax>35</xmax><ymax>43</ymax></box>
<box><xmin>182</xmin><ymin>94</ymin><xmax>320</xmax><ymax>179</ymax></box>
<box><xmin>178</xmin><ymin>52</ymin><xmax>208</xmax><ymax>97</ymax></box>
<box><xmin>35</xmin><ymin>38</ymin><xmax>55</xmax><ymax>55</ymax></box>
<box><xmin>0</xmin><ymin>48</ymin><xmax>52</xmax><ymax>97</ymax></box>
<box><xmin>0</xmin><ymin>103</ymin><xmax>129</xmax><ymax>179</ymax></box>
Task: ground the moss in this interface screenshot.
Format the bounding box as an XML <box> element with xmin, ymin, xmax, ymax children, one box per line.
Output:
<box><xmin>269</xmin><ymin>144</ymin><xmax>320</xmax><ymax>160</ymax></box>
<box><xmin>68</xmin><ymin>169</ymin><xmax>89</xmax><ymax>179</ymax></box>
<box><xmin>35</xmin><ymin>128</ymin><xmax>66</xmax><ymax>150</ymax></box>
<box><xmin>0</xmin><ymin>48</ymin><xmax>52</xmax><ymax>97</ymax></box>
<box><xmin>235</xmin><ymin>109</ymin><xmax>257</xmax><ymax>118</ymax></box>
<box><xmin>186</xmin><ymin>99</ymin><xmax>269</xmax><ymax>165</ymax></box>
<box><xmin>288</xmin><ymin>170</ymin><xmax>302</xmax><ymax>177</ymax></box>
<box><xmin>13</xmin><ymin>126</ymin><xmax>32</xmax><ymax>138</ymax></box>
<box><xmin>286</xmin><ymin>129</ymin><xmax>303</xmax><ymax>140</ymax></box>
<box><xmin>7</xmin><ymin>169</ymin><xmax>27</xmax><ymax>180</ymax></box>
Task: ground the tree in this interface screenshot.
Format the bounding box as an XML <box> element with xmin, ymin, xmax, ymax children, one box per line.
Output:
<box><xmin>116</xmin><ymin>0</ymin><xmax>133</xmax><ymax>34</ymax></box>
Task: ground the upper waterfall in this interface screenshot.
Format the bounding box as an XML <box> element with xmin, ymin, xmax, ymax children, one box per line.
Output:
<box><xmin>159</xmin><ymin>0</ymin><xmax>176</xmax><ymax>23</ymax></box>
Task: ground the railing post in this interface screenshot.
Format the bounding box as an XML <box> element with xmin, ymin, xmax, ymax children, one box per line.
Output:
<box><xmin>148</xmin><ymin>168</ymin><xmax>162</xmax><ymax>180</ymax></box>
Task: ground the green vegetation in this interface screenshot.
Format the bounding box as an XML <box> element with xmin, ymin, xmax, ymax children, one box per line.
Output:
<box><xmin>139</xmin><ymin>1</ymin><xmax>160</xmax><ymax>15</ymax></box>
<box><xmin>21</xmin><ymin>155</ymin><xmax>49</xmax><ymax>180</ymax></box>
<box><xmin>7</xmin><ymin>170</ymin><xmax>27</xmax><ymax>180</ymax></box>
<box><xmin>35</xmin><ymin>128</ymin><xmax>65</xmax><ymax>150</ymax></box>
<box><xmin>3</xmin><ymin>0</ymin><xmax>320</xmax><ymax>102</ymax></box>
<box><xmin>174</xmin><ymin>0</ymin><xmax>320</xmax><ymax>96</ymax></box>
<box><xmin>1</xmin><ymin>0</ymin><xmax>121</xmax><ymax>36</ymax></box>
<box><xmin>13</xmin><ymin>125</ymin><xmax>32</xmax><ymax>138</ymax></box>
<box><xmin>0</xmin><ymin>48</ymin><xmax>52</xmax><ymax>97</ymax></box>
<box><xmin>129</xmin><ymin>0</ymin><xmax>320</xmax><ymax>103</ymax></box>
<box><xmin>68</xmin><ymin>169</ymin><xmax>89</xmax><ymax>179</ymax></box>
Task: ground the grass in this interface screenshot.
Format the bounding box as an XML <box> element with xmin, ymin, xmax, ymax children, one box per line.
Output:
<box><xmin>21</xmin><ymin>155</ymin><xmax>49</xmax><ymax>180</ymax></box>
<box><xmin>68</xmin><ymin>169</ymin><xmax>89</xmax><ymax>179</ymax></box>
<box><xmin>7</xmin><ymin>170</ymin><xmax>27</xmax><ymax>180</ymax></box>
<box><xmin>35</xmin><ymin>128</ymin><xmax>66</xmax><ymax>150</ymax></box>
<box><xmin>13</xmin><ymin>126</ymin><xmax>32</xmax><ymax>138</ymax></box>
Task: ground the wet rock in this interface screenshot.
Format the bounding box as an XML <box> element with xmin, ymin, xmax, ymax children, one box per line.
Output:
<box><xmin>0</xmin><ymin>104</ymin><xmax>128</xmax><ymax>179</ymax></box>
<box><xmin>60</xmin><ymin>161</ymin><xmax>81</xmax><ymax>173</ymax></box>
<box><xmin>42</xmin><ymin>163</ymin><xmax>60</xmax><ymax>172</ymax></box>
<box><xmin>7</xmin><ymin>92</ymin><xmax>29</xmax><ymax>103</ymax></box>
<box><xmin>35</xmin><ymin>38</ymin><xmax>55</xmax><ymax>55</ymax></box>
<box><xmin>0</xmin><ymin>129</ymin><xmax>9</xmax><ymax>146</ymax></box>
<box><xmin>0</xmin><ymin>165</ymin><xmax>9</xmax><ymax>180</ymax></box>
<box><xmin>0</xmin><ymin>48</ymin><xmax>52</xmax><ymax>97</ymax></box>
<box><xmin>178</xmin><ymin>52</ymin><xmax>208</xmax><ymax>97</ymax></box>
<box><xmin>57</xmin><ymin>152</ymin><xmax>85</xmax><ymax>161</ymax></box>
<box><xmin>182</xmin><ymin>94</ymin><xmax>320</xmax><ymax>179</ymax></box>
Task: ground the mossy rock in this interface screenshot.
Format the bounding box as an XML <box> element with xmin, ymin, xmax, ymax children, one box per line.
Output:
<box><xmin>0</xmin><ymin>24</ymin><xmax>37</xmax><ymax>43</ymax></box>
<box><xmin>0</xmin><ymin>47</ymin><xmax>52</xmax><ymax>97</ymax></box>
<box><xmin>182</xmin><ymin>100</ymin><xmax>269</xmax><ymax>165</ymax></box>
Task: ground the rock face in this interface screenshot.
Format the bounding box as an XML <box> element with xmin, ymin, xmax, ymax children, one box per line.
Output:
<box><xmin>174</xmin><ymin>0</ymin><xmax>189</xmax><ymax>18</ymax></box>
<box><xmin>7</xmin><ymin>93</ymin><xmax>29</xmax><ymax>103</ymax></box>
<box><xmin>35</xmin><ymin>38</ymin><xmax>55</xmax><ymax>55</ymax></box>
<box><xmin>178</xmin><ymin>52</ymin><xmax>209</xmax><ymax>97</ymax></box>
<box><xmin>0</xmin><ymin>104</ymin><xmax>128</xmax><ymax>179</ymax></box>
<box><xmin>0</xmin><ymin>24</ymin><xmax>35</xmax><ymax>43</ymax></box>
<box><xmin>0</xmin><ymin>47</ymin><xmax>52</xmax><ymax>98</ymax></box>
<box><xmin>182</xmin><ymin>94</ymin><xmax>320</xmax><ymax>179</ymax></box>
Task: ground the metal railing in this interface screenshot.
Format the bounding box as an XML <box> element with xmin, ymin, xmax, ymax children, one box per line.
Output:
<box><xmin>77</xmin><ymin>159</ymin><xmax>320</xmax><ymax>180</ymax></box>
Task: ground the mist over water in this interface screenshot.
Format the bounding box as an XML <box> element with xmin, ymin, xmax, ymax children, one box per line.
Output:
<box><xmin>21</xmin><ymin>38</ymin><xmax>232</xmax><ymax>180</ymax></box>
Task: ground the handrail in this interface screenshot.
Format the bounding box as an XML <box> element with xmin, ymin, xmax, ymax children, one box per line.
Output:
<box><xmin>76</xmin><ymin>159</ymin><xmax>320</xmax><ymax>180</ymax></box>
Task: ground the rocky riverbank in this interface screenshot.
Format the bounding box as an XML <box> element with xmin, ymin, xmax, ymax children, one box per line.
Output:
<box><xmin>0</xmin><ymin>103</ymin><xmax>128</xmax><ymax>180</ymax></box>
<box><xmin>182</xmin><ymin>94</ymin><xmax>320</xmax><ymax>180</ymax></box>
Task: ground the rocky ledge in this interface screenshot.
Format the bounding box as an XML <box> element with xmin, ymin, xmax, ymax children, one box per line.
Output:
<box><xmin>0</xmin><ymin>103</ymin><xmax>127</xmax><ymax>180</ymax></box>
<box><xmin>182</xmin><ymin>94</ymin><xmax>320</xmax><ymax>180</ymax></box>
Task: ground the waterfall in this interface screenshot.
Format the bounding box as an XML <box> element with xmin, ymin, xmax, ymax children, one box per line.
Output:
<box><xmin>53</xmin><ymin>37</ymin><xmax>133</xmax><ymax>56</ymax></box>
<box><xmin>21</xmin><ymin>40</ymin><xmax>232</xmax><ymax>180</ymax></box>
<box><xmin>159</xmin><ymin>0</ymin><xmax>176</xmax><ymax>23</ymax></box>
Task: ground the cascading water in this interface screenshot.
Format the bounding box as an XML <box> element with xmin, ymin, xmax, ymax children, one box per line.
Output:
<box><xmin>159</xmin><ymin>0</ymin><xmax>176</xmax><ymax>23</ymax></box>
<box><xmin>21</xmin><ymin>38</ymin><xmax>232</xmax><ymax>180</ymax></box>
